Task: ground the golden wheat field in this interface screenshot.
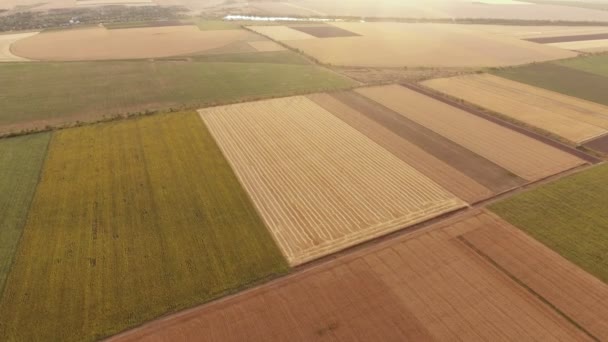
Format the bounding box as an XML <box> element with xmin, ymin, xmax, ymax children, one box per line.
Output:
<box><xmin>357</xmin><ymin>85</ymin><xmax>585</xmax><ymax>181</ymax></box>
<box><xmin>0</xmin><ymin>32</ymin><xmax>38</xmax><ymax>62</ymax></box>
<box><xmin>423</xmin><ymin>74</ymin><xmax>608</xmax><ymax>144</ymax></box>
<box><xmin>199</xmin><ymin>96</ymin><xmax>465</xmax><ymax>265</ymax></box>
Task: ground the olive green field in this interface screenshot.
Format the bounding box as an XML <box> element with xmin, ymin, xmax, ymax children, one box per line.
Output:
<box><xmin>0</xmin><ymin>113</ymin><xmax>289</xmax><ymax>341</ymax></box>
<box><xmin>490</xmin><ymin>163</ymin><xmax>608</xmax><ymax>284</ymax></box>
<box><xmin>0</xmin><ymin>51</ymin><xmax>355</xmax><ymax>135</ymax></box>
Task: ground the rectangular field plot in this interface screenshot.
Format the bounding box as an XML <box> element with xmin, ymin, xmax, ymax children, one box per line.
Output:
<box><xmin>199</xmin><ymin>97</ymin><xmax>465</xmax><ymax>265</ymax></box>
<box><xmin>0</xmin><ymin>133</ymin><xmax>49</xmax><ymax>293</ymax></box>
<box><xmin>491</xmin><ymin>163</ymin><xmax>608</xmax><ymax>285</ymax></box>
<box><xmin>423</xmin><ymin>74</ymin><xmax>608</xmax><ymax>144</ymax></box>
<box><xmin>0</xmin><ymin>113</ymin><xmax>288</xmax><ymax>341</ymax></box>
<box><xmin>357</xmin><ymin>85</ymin><xmax>585</xmax><ymax>181</ymax></box>
<box><xmin>110</xmin><ymin>211</ymin><xmax>608</xmax><ymax>342</ymax></box>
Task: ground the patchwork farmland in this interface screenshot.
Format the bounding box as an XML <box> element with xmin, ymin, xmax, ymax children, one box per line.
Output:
<box><xmin>199</xmin><ymin>96</ymin><xmax>466</xmax><ymax>265</ymax></box>
<box><xmin>110</xmin><ymin>210</ymin><xmax>608</xmax><ymax>342</ymax></box>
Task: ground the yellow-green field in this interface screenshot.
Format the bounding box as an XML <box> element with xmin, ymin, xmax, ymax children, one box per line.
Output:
<box><xmin>0</xmin><ymin>113</ymin><xmax>288</xmax><ymax>341</ymax></box>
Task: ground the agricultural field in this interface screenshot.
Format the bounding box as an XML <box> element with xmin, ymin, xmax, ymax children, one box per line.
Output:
<box><xmin>199</xmin><ymin>96</ymin><xmax>466</xmax><ymax>265</ymax></box>
<box><xmin>0</xmin><ymin>133</ymin><xmax>50</xmax><ymax>293</ymax></box>
<box><xmin>0</xmin><ymin>113</ymin><xmax>288</xmax><ymax>341</ymax></box>
<box><xmin>110</xmin><ymin>210</ymin><xmax>608</xmax><ymax>342</ymax></box>
<box><xmin>0</xmin><ymin>52</ymin><xmax>354</xmax><ymax>135</ymax></box>
<box><xmin>249</xmin><ymin>22</ymin><xmax>577</xmax><ymax>68</ymax></box>
<box><xmin>356</xmin><ymin>84</ymin><xmax>585</xmax><ymax>181</ymax></box>
<box><xmin>0</xmin><ymin>32</ymin><xmax>38</xmax><ymax>62</ymax></box>
<box><xmin>423</xmin><ymin>74</ymin><xmax>608</xmax><ymax>145</ymax></box>
<box><xmin>490</xmin><ymin>163</ymin><xmax>608</xmax><ymax>285</ymax></box>
<box><xmin>10</xmin><ymin>26</ymin><xmax>268</xmax><ymax>61</ymax></box>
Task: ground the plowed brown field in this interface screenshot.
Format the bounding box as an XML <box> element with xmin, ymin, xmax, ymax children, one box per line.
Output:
<box><xmin>11</xmin><ymin>26</ymin><xmax>258</xmax><ymax>61</ymax></box>
<box><xmin>199</xmin><ymin>96</ymin><xmax>465</xmax><ymax>265</ymax></box>
<box><xmin>308</xmin><ymin>93</ymin><xmax>501</xmax><ymax>204</ymax></box>
<box><xmin>109</xmin><ymin>210</ymin><xmax>607</xmax><ymax>342</ymax></box>
<box><xmin>357</xmin><ymin>85</ymin><xmax>585</xmax><ymax>181</ymax></box>
<box><xmin>423</xmin><ymin>74</ymin><xmax>608</xmax><ymax>144</ymax></box>
<box><xmin>247</xmin><ymin>26</ymin><xmax>316</xmax><ymax>41</ymax></box>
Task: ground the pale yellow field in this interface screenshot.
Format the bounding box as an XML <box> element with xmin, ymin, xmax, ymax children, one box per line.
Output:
<box><xmin>199</xmin><ymin>96</ymin><xmax>465</xmax><ymax>265</ymax></box>
<box><xmin>256</xmin><ymin>22</ymin><xmax>577</xmax><ymax>68</ymax></box>
<box><xmin>247</xmin><ymin>40</ymin><xmax>286</xmax><ymax>52</ymax></box>
<box><xmin>0</xmin><ymin>32</ymin><xmax>38</xmax><ymax>62</ymax></box>
<box><xmin>468</xmin><ymin>25</ymin><xmax>608</xmax><ymax>39</ymax></box>
<box><xmin>247</xmin><ymin>26</ymin><xmax>316</xmax><ymax>41</ymax></box>
<box><xmin>76</xmin><ymin>0</ymin><xmax>153</xmax><ymax>5</ymax></box>
<box><xmin>423</xmin><ymin>74</ymin><xmax>608</xmax><ymax>144</ymax></box>
<box><xmin>357</xmin><ymin>85</ymin><xmax>585</xmax><ymax>181</ymax></box>
<box><xmin>11</xmin><ymin>26</ymin><xmax>256</xmax><ymax>61</ymax></box>
<box><xmin>548</xmin><ymin>39</ymin><xmax>608</xmax><ymax>52</ymax></box>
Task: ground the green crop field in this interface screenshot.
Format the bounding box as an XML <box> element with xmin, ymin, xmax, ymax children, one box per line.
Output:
<box><xmin>0</xmin><ymin>133</ymin><xmax>50</xmax><ymax>294</ymax></box>
<box><xmin>493</xmin><ymin>61</ymin><xmax>608</xmax><ymax>107</ymax></box>
<box><xmin>0</xmin><ymin>52</ymin><xmax>354</xmax><ymax>134</ymax></box>
<box><xmin>490</xmin><ymin>164</ymin><xmax>608</xmax><ymax>284</ymax></box>
<box><xmin>0</xmin><ymin>113</ymin><xmax>288</xmax><ymax>341</ymax></box>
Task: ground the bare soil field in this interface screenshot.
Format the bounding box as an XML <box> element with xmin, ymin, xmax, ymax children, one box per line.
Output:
<box><xmin>468</xmin><ymin>25</ymin><xmax>608</xmax><ymax>39</ymax></box>
<box><xmin>76</xmin><ymin>0</ymin><xmax>153</xmax><ymax>5</ymax></box>
<box><xmin>527</xmin><ymin>32</ymin><xmax>608</xmax><ymax>43</ymax></box>
<box><xmin>199</xmin><ymin>96</ymin><xmax>465</xmax><ymax>265</ymax></box>
<box><xmin>357</xmin><ymin>85</ymin><xmax>586</xmax><ymax>181</ymax></box>
<box><xmin>289</xmin><ymin>25</ymin><xmax>360</xmax><ymax>38</ymax></box>
<box><xmin>109</xmin><ymin>210</ymin><xmax>608</xmax><ymax>342</ymax></box>
<box><xmin>11</xmin><ymin>26</ymin><xmax>260</xmax><ymax>61</ymax></box>
<box><xmin>584</xmin><ymin>134</ymin><xmax>608</xmax><ymax>153</ymax></box>
<box><xmin>0</xmin><ymin>32</ymin><xmax>38</xmax><ymax>62</ymax></box>
<box><xmin>549</xmin><ymin>39</ymin><xmax>608</xmax><ymax>52</ymax></box>
<box><xmin>307</xmin><ymin>93</ymin><xmax>495</xmax><ymax>204</ymax></box>
<box><xmin>423</xmin><ymin>74</ymin><xmax>608</xmax><ymax>144</ymax></box>
<box><xmin>311</xmin><ymin>91</ymin><xmax>525</xmax><ymax>196</ymax></box>
<box><xmin>255</xmin><ymin>22</ymin><xmax>577</xmax><ymax>68</ymax></box>
<box><xmin>247</xmin><ymin>25</ymin><xmax>316</xmax><ymax>41</ymax></box>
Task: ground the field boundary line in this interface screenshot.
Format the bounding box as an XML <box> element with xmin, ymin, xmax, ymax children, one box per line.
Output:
<box><xmin>402</xmin><ymin>82</ymin><xmax>602</xmax><ymax>164</ymax></box>
<box><xmin>0</xmin><ymin>132</ymin><xmax>52</xmax><ymax>298</ymax></box>
<box><xmin>456</xmin><ymin>235</ymin><xmax>600</xmax><ymax>342</ymax></box>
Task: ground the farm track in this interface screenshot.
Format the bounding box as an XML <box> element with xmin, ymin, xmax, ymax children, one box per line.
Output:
<box><xmin>307</xmin><ymin>93</ymin><xmax>493</xmax><ymax>204</ymax></box>
<box><xmin>327</xmin><ymin>90</ymin><xmax>526</xmax><ymax>193</ymax></box>
<box><xmin>108</xmin><ymin>210</ymin><xmax>605</xmax><ymax>342</ymax></box>
<box><xmin>422</xmin><ymin>74</ymin><xmax>608</xmax><ymax>144</ymax></box>
<box><xmin>199</xmin><ymin>96</ymin><xmax>465</xmax><ymax>265</ymax></box>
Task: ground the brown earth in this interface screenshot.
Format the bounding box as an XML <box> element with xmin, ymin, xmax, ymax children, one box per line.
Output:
<box><xmin>108</xmin><ymin>210</ymin><xmax>603</xmax><ymax>342</ymax></box>
<box><xmin>357</xmin><ymin>85</ymin><xmax>586</xmax><ymax>181</ymax></box>
<box><xmin>289</xmin><ymin>26</ymin><xmax>360</xmax><ymax>38</ymax></box>
<box><xmin>584</xmin><ymin>134</ymin><xmax>608</xmax><ymax>154</ymax></box>
<box><xmin>527</xmin><ymin>32</ymin><xmax>608</xmax><ymax>43</ymax></box>
<box><xmin>11</xmin><ymin>26</ymin><xmax>258</xmax><ymax>61</ymax></box>
<box><xmin>328</xmin><ymin>91</ymin><xmax>526</xmax><ymax>194</ymax></box>
<box><xmin>199</xmin><ymin>96</ymin><xmax>465</xmax><ymax>265</ymax></box>
<box><xmin>307</xmin><ymin>93</ymin><xmax>494</xmax><ymax>204</ymax></box>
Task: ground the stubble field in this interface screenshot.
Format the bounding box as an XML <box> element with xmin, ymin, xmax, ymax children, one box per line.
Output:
<box><xmin>110</xmin><ymin>210</ymin><xmax>608</xmax><ymax>342</ymax></box>
<box><xmin>0</xmin><ymin>32</ymin><xmax>38</xmax><ymax>62</ymax></box>
<box><xmin>199</xmin><ymin>96</ymin><xmax>465</xmax><ymax>265</ymax></box>
<box><xmin>423</xmin><ymin>74</ymin><xmax>608</xmax><ymax>144</ymax></box>
<box><xmin>0</xmin><ymin>113</ymin><xmax>288</xmax><ymax>341</ymax></box>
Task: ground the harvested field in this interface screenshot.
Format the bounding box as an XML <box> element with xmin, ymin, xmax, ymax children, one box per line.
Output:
<box><xmin>0</xmin><ymin>32</ymin><xmax>38</xmax><ymax>62</ymax></box>
<box><xmin>491</xmin><ymin>163</ymin><xmax>608</xmax><ymax>284</ymax></box>
<box><xmin>357</xmin><ymin>85</ymin><xmax>586</xmax><ymax>181</ymax></box>
<box><xmin>0</xmin><ymin>113</ymin><xmax>288</xmax><ymax>341</ymax></box>
<box><xmin>76</xmin><ymin>0</ymin><xmax>153</xmax><ymax>5</ymax></box>
<box><xmin>110</xmin><ymin>210</ymin><xmax>608</xmax><ymax>342</ymax></box>
<box><xmin>549</xmin><ymin>39</ymin><xmax>608</xmax><ymax>52</ymax></box>
<box><xmin>289</xmin><ymin>25</ymin><xmax>360</xmax><ymax>38</ymax></box>
<box><xmin>199</xmin><ymin>96</ymin><xmax>465</xmax><ymax>265</ymax></box>
<box><xmin>247</xmin><ymin>41</ymin><xmax>285</xmax><ymax>52</ymax></box>
<box><xmin>423</xmin><ymin>74</ymin><xmax>608</xmax><ymax>144</ymax></box>
<box><xmin>309</xmin><ymin>92</ymin><xmax>524</xmax><ymax>200</ymax></box>
<box><xmin>494</xmin><ymin>61</ymin><xmax>608</xmax><ymax>107</ymax></box>
<box><xmin>0</xmin><ymin>55</ymin><xmax>354</xmax><ymax>135</ymax></box>
<box><xmin>267</xmin><ymin>22</ymin><xmax>577</xmax><ymax>68</ymax></box>
<box><xmin>10</xmin><ymin>26</ymin><xmax>259</xmax><ymax>61</ymax></box>
<box><xmin>247</xmin><ymin>25</ymin><xmax>316</xmax><ymax>41</ymax></box>
<box><xmin>0</xmin><ymin>133</ymin><xmax>50</xmax><ymax>293</ymax></box>
<box><xmin>527</xmin><ymin>32</ymin><xmax>608</xmax><ymax>44</ymax></box>
<box><xmin>469</xmin><ymin>25</ymin><xmax>608</xmax><ymax>39</ymax></box>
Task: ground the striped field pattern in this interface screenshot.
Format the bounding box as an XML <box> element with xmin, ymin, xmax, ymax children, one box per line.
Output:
<box><xmin>199</xmin><ymin>96</ymin><xmax>465</xmax><ymax>265</ymax></box>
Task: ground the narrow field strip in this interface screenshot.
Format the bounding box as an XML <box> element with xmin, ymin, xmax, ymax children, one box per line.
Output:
<box><xmin>0</xmin><ymin>113</ymin><xmax>288</xmax><ymax>342</ymax></box>
<box><xmin>0</xmin><ymin>133</ymin><xmax>50</xmax><ymax>293</ymax></box>
<box><xmin>199</xmin><ymin>96</ymin><xmax>465</xmax><ymax>265</ymax></box>
<box><xmin>423</xmin><ymin>74</ymin><xmax>608</xmax><ymax>144</ymax></box>
<box><xmin>307</xmin><ymin>93</ymin><xmax>494</xmax><ymax>204</ymax></box>
<box><xmin>357</xmin><ymin>85</ymin><xmax>586</xmax><ymax>181</ymax></box>
<box><xmin>109</xmin><ymin>211</ymin><xmax>601</xmax><ymax>342</ymax></box>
